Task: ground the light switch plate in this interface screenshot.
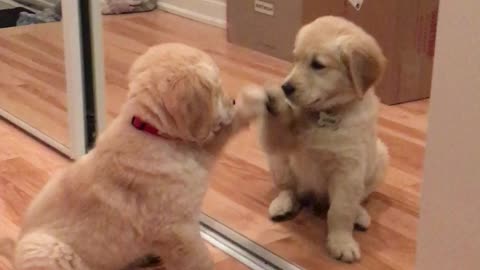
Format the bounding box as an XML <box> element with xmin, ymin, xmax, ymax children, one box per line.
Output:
<box><xmin>254</xmin><ymin>0</ymin><xmax>274</xmax><ymax>16</ymax></box>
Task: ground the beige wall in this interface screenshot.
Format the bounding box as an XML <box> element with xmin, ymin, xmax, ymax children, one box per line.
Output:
<box><xmin>416</xmin><ymin>0</ymin><xmax>480</xmax><ymax>269</ymax></box>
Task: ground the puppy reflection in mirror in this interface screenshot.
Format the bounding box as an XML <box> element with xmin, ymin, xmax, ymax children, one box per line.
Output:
<box><xmin>259</xmin><ymin>16</ymin><xmax>389</xmax><ymax>263</ymax></box>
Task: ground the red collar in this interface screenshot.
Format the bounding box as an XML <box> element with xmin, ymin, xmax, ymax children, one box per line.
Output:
<box><xmin>131</xmin><ymin>116</ymin><xmax>179</xmax><ymax>140</ymax></box>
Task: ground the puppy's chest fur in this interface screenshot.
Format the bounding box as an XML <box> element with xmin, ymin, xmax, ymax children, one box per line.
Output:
<box><xmin>107</xmin><ymin>160</ymin><xmax>209</xmax><ymax>238</ymax></box>
<box><xmin>289</xmin><ymin>126</ymin><xmax>344</xmax><ymax>195</ymax></box>
<box><xmin>288</xmin><ymin>111</ymin><xmax>376</xmax><ymax>196</ymax></box>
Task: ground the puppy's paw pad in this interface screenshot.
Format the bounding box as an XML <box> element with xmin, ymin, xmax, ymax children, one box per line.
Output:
<box><xmin>327</xmin><ymin>234</ymin><xmax>361</xmax><ymax>263</ymax></box>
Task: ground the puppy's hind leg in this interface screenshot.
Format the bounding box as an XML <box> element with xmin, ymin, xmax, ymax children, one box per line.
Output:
<box><xmin>354</xmin><ymin>206</ymin><xmax>371</xmax><ymax>232</ymax></box>
<box><xmin>267</xmin><ymin>155</ymin><xmax>301</xmax><ymax>222</ymax></box>
<box><xmin>353</xmin><ymin>140</ymin><xmax>388</xmax><ymax>232</ymax></box>
<box><xmin>15</xmin><ymin>233</ymin><xmax>89</xmax><ymax>270</ymax></box>
<box><xmin>157</xmin><ymin>225</ymin><xmax>213</xmax><ymax>270</ymax></box>
<box><xmin>363</xmin><ymin>139</ymin><xmax>389</xmax><ymax>200</ymax></box>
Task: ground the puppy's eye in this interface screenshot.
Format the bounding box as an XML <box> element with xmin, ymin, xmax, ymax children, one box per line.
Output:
<box><xmin>310</xmin><ymin>59</ymin><xmax>325</xmax><ymax>70</ymax></box>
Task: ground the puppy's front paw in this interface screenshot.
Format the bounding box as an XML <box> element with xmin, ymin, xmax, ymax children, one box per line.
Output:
<box><xmin>268</xmin><ymin>191</ymin><xmax>300</xmax><ymax>222</ymax></box>
<box><xmin>235</xmin><ymin>85</ymin><xmax>268</xmax><ymax>122</ymax></box>
<box><xmin>265</xmin><ymin>88</ymin><xmax>290</xmax><ymax>117</ymax></box>
<box><xmin>265</xmin><ymin>94</ymin><xmax>279</xmax><ymax>116</ymax></box>
<box><xmin>327</xmin><ymin>233</ymin><xmax>361</xmax><ymax>263</ymax></box>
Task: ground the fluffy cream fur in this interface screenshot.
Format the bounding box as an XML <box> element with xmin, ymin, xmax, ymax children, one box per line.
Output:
<box><xmin>259</xmin><ymin>16</ymin><xmax>389</xmax><ymax>263</ymax></box>
<box><xmin>0</xmin><ymin>43</ymin><xmax>265</xmax><ymax>270</ymax></box>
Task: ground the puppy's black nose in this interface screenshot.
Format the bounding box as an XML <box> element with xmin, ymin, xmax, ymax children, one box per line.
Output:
<box><xmin>282</xmin><ymin>82</ymin><xmax>296</xmax><ymax>96</ymax></box>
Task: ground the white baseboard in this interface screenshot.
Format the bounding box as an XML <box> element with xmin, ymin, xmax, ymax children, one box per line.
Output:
<box><xmin>157</xmin><ymin>0</ymin><xmax>226</xmax><ymax>29</ymax></box>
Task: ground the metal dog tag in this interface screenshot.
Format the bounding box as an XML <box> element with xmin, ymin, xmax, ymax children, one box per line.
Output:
<box><xmin>317</xmin><ymin>112</ymin><xmax>340</xmax><ymax>130</ymax></box>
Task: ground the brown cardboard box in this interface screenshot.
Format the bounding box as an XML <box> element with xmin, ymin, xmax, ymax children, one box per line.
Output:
<box><xmin>227</xmin><ymin>0</ymin><xmax>439</xmax><ymax>104</ymax></box>
<box><xmin>227</xmin><ymin>0</ymin><xmax>341</xmax><ymax>61</ymax></box>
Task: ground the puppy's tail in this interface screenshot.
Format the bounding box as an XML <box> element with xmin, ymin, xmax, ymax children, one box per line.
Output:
<box><xmin>0</xmin><ymin>238</ymin><xmax>15</xmax><ymax>263</ymax></box>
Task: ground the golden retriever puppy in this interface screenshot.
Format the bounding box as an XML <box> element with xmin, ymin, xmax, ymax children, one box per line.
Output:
<box><xmin>259</xmin><ymin>16</ymin><xmax>389</xmax><ymax>263</ymax></box>
<box><xmin>0</xmin><ymin>43</ymin><xmax>265</xmax><ymax>270</ymax></box>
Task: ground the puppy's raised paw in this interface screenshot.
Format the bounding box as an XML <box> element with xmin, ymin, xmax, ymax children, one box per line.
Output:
<box><xmin>264</xmin><ymin>87</ymin><xmax>291</xmax><ymax>117</ymax></box>
<box><xmin>234</xmin><ymin>85</ymin><xmax>268</xmax><ymax>122</ymax></box>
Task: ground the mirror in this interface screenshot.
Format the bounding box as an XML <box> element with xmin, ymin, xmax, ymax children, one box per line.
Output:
<box><xmin>0</xmin><ymin>0</ymin><xmax>69</xmax><ymax>152</ymax></box>
<box><xmin>0</xmin><ymin>1</ymin><xmax>437</xmax><ymax>269</ymax></box>
<box><xmin>97</xmin><ymin>2</ymin><xmax>435</xmax><ymax>268</ymax></box>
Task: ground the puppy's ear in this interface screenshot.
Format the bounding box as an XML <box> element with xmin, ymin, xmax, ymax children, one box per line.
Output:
<box><xmin>340</xmin><ymin>36</ymin><xmax>386</xmax><ymax>97</ymax></box>
<box><xmin>160</xmin><ymin>70</ymin><xmax>217</xmax><ymax>143</ymax></box>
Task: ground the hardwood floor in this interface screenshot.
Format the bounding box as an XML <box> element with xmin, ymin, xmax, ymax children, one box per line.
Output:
<box><xmin>0</xmin><ymin>11</ymin><xmax>428</xmax><ymax>270</ymax></box>
<box><xmin>0</xmin><ymin>23</ymin><xmax>68</xmax><ymax>146</ymax></box>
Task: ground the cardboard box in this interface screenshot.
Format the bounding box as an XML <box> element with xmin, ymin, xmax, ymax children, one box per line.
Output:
<box><xmin>227</xmin><ymin>0</ymin><xmax>439</xmax><ymax>104</ymax></box>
